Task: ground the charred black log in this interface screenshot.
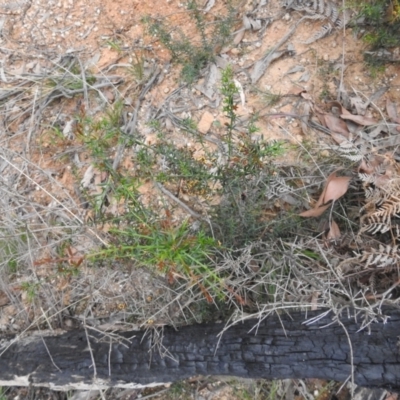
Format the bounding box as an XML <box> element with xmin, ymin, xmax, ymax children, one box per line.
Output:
<box><xmin>0</xmin><ymin>308</ymin><xmax>399</xmax><ymax>391</ymax></box>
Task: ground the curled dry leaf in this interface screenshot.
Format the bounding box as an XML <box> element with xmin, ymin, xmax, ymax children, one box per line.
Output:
<box><xmin>326</xmin><ymin>219</ymin><xmax>341</xmax><ymax>241</ymax></box>
<box><xmin>314</xmin><ymin>105</ymin><xmax>350</xmax><ymax>137</ymax></box>
<box><xmin>340</xmin><ymin>113</ymin><xmax>378</xmax><ymax>126</ymax></box>
<box><xmin>323</xmin><ymin>174</ymin><xmax>351</xmax><ymax>203</ymax></box>
<box><xmin>299</xmin><ymin>203</ymin><xmax>330</xmax><ymax>217</ymax></box>
<box><xmin>323</xmin><ymin>114</ymin><xmax>350</xmax><ymax>136</ymax></box>
<box><xmin>329</xmin><ymin>132</ymin><xmax>349</xmax><ymax>145</ymax></box>
<box><xmin>299</xmin><ymin>171</ymin><xmax>351</xmax><ymax>218</ymax></box>
<box><xmin>326</xmin><ymin>100</ymin><xmax>352</xmax><ymax>116</ymax></box>
<box><xmin>288</xmin><ymin>88</ymin><xmax>310</xmax><ymax>98</ymax></box>
<box><xmin>316</xmin><ymin>101</ymin><xmax>380</xmax><ymax>141</ymax></box>
<box><xmin>233</xmin><ymin>28</ymin><xmax>245</xmax><ymax>45</ymax></box>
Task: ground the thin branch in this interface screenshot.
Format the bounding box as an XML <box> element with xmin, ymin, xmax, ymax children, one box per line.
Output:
<box><xmin>84</xmin><ymin>321</ymin><xmax>97</xmax><ymax>378</ymax></box>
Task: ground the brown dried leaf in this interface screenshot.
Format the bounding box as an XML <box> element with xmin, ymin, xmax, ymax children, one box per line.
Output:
<box><xmin>299</xmin><ymin>203</ymin><xmax>330</xmax><ymax>217</ymax></box>
<box><xmin>323</xmin><ymin>174</ymin><xmax>351</xmax><ymax>204</ymax></box>
<box><xmin>327</xmin><ymin>100</ymin><xmax>352</xmax><ymax>116</ymax></box>
<box><xmin>299</xmin><ymin>171</ymin><xmax>350</xmax><ymax>218</ymax></box>
<box><xmin>330</xmin><ymin>132</ymin><xmax>349</xmax><ymax>144</ymax></box>
<box><xmin>324</xmin><ymin>114</ymin><xmax>350</xmax><ymax>136</ymax></box>
<box><xmin>326</xmin><ymin>219</ymin><xmax>341</xmax><ymax>240</ymax></box>
<box><xmin>233</xmin><ymin>28</ymin><xmax>245</xmax><ymax>45</ymax></box>
<box><xmin>316</xmin><ymin>171</ymin><xmax>347</xmax><ymax>207</ymax></box>
<box><xmin>314</xmin><ymin>105</ymin><xmax>350</xmax><ymax>137</ymax></box>
<box><xmin>340</xmin><ymin>113</ymin><xmax>378</xmax><ymax>126</ymax></box>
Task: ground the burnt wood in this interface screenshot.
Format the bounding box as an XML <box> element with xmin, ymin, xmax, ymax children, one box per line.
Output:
<box><xmin>0</xmin><ymin>308</ymin><xmax>399</xmax><ymax>391</ymax></box>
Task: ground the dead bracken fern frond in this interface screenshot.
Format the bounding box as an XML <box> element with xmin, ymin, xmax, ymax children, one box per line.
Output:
<box><xmin>337</xmin><ymin>153</ymin><xmax>400</xmax><ymax>294</ymax></box>
<box><xmin>304</xmin><ymin>23</ymin><xmax>332</xmax><ymax>44</ymax></box>
<box><xmin>265</xmin><ymin>177</ymin><xmax>295</xmax><ymax>199</ymax></box>
<box><xmin>337</xmin><ymin>243</ymin><xmax>399</xmax><ymax>296</ymax></box>
<box><xmin>358</xmin><ymin>154</ymin><xmax>400</xmax><ymax>235</ymax></box>
<box><xmin>331</xmin><ymin>142</ymin><xmax>364</xmax><ymax>163</ymax></box>
<box><xmin>339</xmin><ymin>244</ymin><xmax>400</xmax><ymax>272</ymax></box>
<box><xmin>283</xmin><ymin>0</ymin><xmax>346</xmax><ymax>26</ymax></box>
<box><xmin>283</xmin><ymin>0</ymin><xmax>349</xmax><ymax>43</ymax></box>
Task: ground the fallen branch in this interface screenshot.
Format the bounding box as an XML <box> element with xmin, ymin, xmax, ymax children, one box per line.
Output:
<box><xmin>0</xmin><ymin>308</ymin><xmax>399</xmax><ymax>391</ymax></box>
